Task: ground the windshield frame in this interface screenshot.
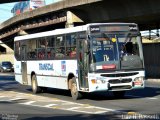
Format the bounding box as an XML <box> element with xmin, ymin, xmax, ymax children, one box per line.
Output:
<box><xmin>88</xmin><ymin>30</ymin><xmax>144</xmax><ymax>72</ymax></box>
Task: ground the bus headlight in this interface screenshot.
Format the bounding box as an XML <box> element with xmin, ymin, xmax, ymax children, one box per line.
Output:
<box><xmin>133</xmin><ymin>77</ymin><xmax>144</xmax><ymax>86</ymax></box>
<box><xmin>91</xmin><ymin>79</ymin><xmax>106</xmax><ymax>84</ymax></box>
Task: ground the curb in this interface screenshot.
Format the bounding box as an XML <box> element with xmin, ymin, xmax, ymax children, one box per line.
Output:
<box><xmin>146</xmin><ymin>79</ymin><xmax>160</xmax><ymax>83</ymax></box>
<box><xmin>0</xmin><ymin>75</ymin><xmax>15</xmax><ymax>81</ymax></box>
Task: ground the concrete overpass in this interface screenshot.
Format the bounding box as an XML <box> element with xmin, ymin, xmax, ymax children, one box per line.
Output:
<box><xmin>1</xmin><ymin>0</ymin><xmax>160</xmax><ymax>48</ymax></box>
<box><xmin>0</xmin><ymin>0</ymin><xmax>160</xmax><ymax>78</ymax></box>
<box><xmin>0</xmin><ymin>0</ymin><xmax>27</xmax><ymax>4</ymax></box>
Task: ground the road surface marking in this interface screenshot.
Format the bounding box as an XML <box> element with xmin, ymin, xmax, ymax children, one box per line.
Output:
<box><xmin>21</xmin><ymin>101</ymin><xmax>36</xmax><ymax>105</ymax></box>
<box><xmin>126</xmin><ymin>95</ymin><xmax>158</xmax><ymax>100</ymax></box>
<box><xmin>9</xmin><ymin>98</ymin><xmax>23</xmax><ymax>101</ymax></box>
<box><xmin>84</xmin><ymin>106</ymin><xmax>95</xmax><ymax>109</ymax></box>
<box><xmin>147</xmin><ymin>97</ymin><xmax>158</xmax><ymax>100</ymax></box>
<box><xmin>0</xmin><ymin>96</ymin><xmax>5</xmax><ymax>98</ymax></box>
<box><xmin>94</xmin><ymin>106</ymin><xmax>116</xmax><ymax>111</ymax></box>
<box><xmin>95</xmin><ymin>111</ymin><xmax>110</xmax><ymax>114</ymax></box>
<box><xmin>127</xmin><ymin>112</ymin><xmax>137</xmax><ymax>115</ymax></box>
<box><xmin>52</xmin><ymin>106</ymin><xmax>60</xmax><ymax>109</ymax></box>
<box><xmin>44</xmin><ymin>104</ymin><xmax>57</xmax><ymax>107</ymax></box>
<box><xmin>67</xmin><ymin>107</ymin><xmax>82</xmax><ymax>110</ymax></box>
<box><xmin>62</xmin><ymin>102</ymin><xmax>75</xmax><ymax>105</ymax></box>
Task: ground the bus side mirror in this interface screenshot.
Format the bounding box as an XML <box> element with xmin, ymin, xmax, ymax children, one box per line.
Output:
<box><xmin>83</xmin><ymin>40</ymin><xmax>89</xmax><ymax>53</ymax></box>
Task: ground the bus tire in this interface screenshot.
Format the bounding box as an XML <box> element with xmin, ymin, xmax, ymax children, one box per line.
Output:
<box><xmin>113</xmin><ymin>91</ymin><xmax>125</xmax><ymax>98</ymax></box>
<box><xmin>70</xmin><ymin>78</ymin><xmax>82</xmax><ymax>100</ymax></box>
<box><xmin>31</xmin><ymin>75</ymin><xmax>41</xmax><ymax>94</ymax></box>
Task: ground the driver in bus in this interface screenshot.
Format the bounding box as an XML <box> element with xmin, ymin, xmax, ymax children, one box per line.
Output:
<box><xmin>121</xmin><ymin>42</ymin><xmax>134</xmax><ymax>57</ymax></box>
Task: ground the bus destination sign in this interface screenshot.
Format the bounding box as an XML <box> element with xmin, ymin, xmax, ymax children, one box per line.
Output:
<box><xmin>90</xmin><ymin>25</ymin><xmax>138</xmax><ymax>33</ymax></box>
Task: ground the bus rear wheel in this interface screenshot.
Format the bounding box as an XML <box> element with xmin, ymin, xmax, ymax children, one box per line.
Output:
<box><xmin>70</xmin><ymin>78</ymin><xmax>82</xmax><ymax>100</ymax></box>
<box><xmin>113</xmin><ymin>91</ymin><xmax>125</xmax><ymax>98</ymax></box>
<box><xmin>31</xmin><ymin>75</ymin><xmax>41</xmax><ymax>94</ymax></box>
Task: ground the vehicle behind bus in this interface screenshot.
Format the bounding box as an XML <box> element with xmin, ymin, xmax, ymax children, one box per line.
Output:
<box><xmin>14</xmin><ymin>23</ymin><xmax>145</xmax><ymax>100</ymax></box>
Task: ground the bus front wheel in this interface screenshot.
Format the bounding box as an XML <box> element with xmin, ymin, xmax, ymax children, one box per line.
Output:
<box><xmin>31</xmin><ymin>75</ymin><xmax>41</xmax><ymax>94</ymax></box>
<box><xmin>70</xmin><ymin>78</ymin><xmax>82</xmax><ymax>100</ymax></box>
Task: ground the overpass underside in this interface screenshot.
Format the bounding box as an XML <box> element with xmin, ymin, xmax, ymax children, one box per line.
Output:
<box><xmin>70</xmin><ymin>0</ymin><xmax>160</xmax><ymax>30</ymax></box>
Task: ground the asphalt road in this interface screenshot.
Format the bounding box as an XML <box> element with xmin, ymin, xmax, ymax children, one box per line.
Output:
<box><xmin>0</xmin><ymin>73</ymin><xmax>160</xmax><ymax>120</ymax></box>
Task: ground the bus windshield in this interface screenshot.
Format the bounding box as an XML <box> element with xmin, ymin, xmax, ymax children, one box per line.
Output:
<box><xmin>90</xmin><ymin>32</ymin><xmax>144</xmax><ymax>71</ymax></box>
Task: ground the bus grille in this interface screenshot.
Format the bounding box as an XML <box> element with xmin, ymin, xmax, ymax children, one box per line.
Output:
<box><xmin>101</xmin><ymin>72</ymin><xmax>138</xmax><ymax>77</ymax></box>
<box><xmin>108</xmin><ymin>78</ymin><xmax>132</xmax><ymax>84</ymax></box>
<box><xmin>109</xmin><ymin>85</ymin><xmax>132</xmax><ymax>90</ymax></box>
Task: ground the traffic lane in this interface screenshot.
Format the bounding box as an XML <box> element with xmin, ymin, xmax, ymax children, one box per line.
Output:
<box><xmin>35</xmin><ymin>81</ymin><xmax>160</xmax><ymax>115</ymax></box>
<box><xmin>0</xmin><ymin>103</ymin><xmax>119</xmax><ymax>120</ymax></box>
<box><xmin>0</xmin><ymin>87</ymin><xmax>122</xmax><ymax>120</ymax></box>
<box><xmin>78</xmin><ymin>81</ymin><xmax>160</xmax><ymax>114</ymax></box>
<box><xmin>27</xmin><ymin>83</ymin><xmax>160</xmax><ymax>114</ymax></box>
<box><xmin>0</xmin><ymin>80</ymin><xmax>123</xmax><ymax>117</ymax></box>
<box><xmin>1</xmin><ymin>80</ymin><xmax>160</xmax><ymax>115</ymax></box>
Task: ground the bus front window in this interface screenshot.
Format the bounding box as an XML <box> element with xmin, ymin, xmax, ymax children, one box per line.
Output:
<box><xmin>119</xmin><ymin>34</ymin><xmax>144</xmax><ymax>69</ymax></box>
<box><xmin>91</xmin><ymin>33</ymin><xmax>118</xmax><ymax>63</ymax></box>
<box><xmin>90</xmin><ymin>33</ymin><xmax>144</xmax><ymax>71</ymax></box>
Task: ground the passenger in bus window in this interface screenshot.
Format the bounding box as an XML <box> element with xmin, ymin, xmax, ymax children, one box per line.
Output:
<box><xmin>55</xmin><ymin>48</ymin><xmax>65</xmax><ymax>58</ymax></box>
<box><xmin>50</xmin><ymin>48</ymin><xmax>55</xmax><ymax>58</ymax></box>
<box><xmin>70</xmin><ymin>48</ymin><xmax>76</xmax><ymax>58</ymax></box>
<box><xmin>28</xmin><ymin>49</ymin><xmax>36</xmax><ymax>59</ymax></box>
<box><xmin>40</xmin><ymin>40</ymin><xmax>48</xmax><ymax>48</ymax></box>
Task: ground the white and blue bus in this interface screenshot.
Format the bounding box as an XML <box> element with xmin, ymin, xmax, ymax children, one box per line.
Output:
<box><xmin>14</xmin><ymin>23</ymin><xmax>145</xmax><ymax>100</ymax></box>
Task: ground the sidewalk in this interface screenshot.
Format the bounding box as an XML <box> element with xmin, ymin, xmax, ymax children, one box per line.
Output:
<box><xmin>146</xmin><ymin>78</ymin><xmax>160</xmax><ymax>83</ymax></box>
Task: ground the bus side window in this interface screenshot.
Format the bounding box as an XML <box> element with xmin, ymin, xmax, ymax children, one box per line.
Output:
<box><xmin>66</xmin><ymin>34</ymin><xmax>76</xmax><ymax>58</ymax></box>
<box><xmin>70</xmin><ymin>47</ymin><xmax>76</xmax><ymax>58</ymax></box>
<box><xmin>27</xmin><ymin>39</ymin><xmax>37</xmax><ymax>60</ymax></box>
<box><xmin>15</xmin><ymin>41</ymin><xmax>21</xmax><ymax>60</ymax></box>
<box><xmin>55</xmin><ymin>35</ymin><xmax>65</xmax><ymax>59</ymax></box>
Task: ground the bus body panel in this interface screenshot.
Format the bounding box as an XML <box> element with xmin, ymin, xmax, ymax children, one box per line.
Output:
<box><xmin>14</xmin><ymin>59</ymin><xmax>23</xmax><ymax>84</ymax></box>
<box><xmin>14</xmin><ymin>59</ymin><xmax>78</xmax><ymax>90</ymax></box>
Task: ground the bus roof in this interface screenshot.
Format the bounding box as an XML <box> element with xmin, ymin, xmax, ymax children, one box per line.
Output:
<box><xmin>14</xmin><ymin>23</ymin><xmax>137</xmax><ymax>41</ymax></box>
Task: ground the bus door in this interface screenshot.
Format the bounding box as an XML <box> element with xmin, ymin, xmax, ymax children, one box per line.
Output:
<box><xmin>77</xmin><ymin>37</ymin><xmax>89</xmax><ymax>89</ymax></box>
<box><xmin>21</xmin><ymin>45</ymin><xmax>28</xmax><ymax>85</ymax></box>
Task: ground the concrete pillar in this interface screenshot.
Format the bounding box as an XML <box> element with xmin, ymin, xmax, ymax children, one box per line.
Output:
<box><xmin>66</xmin><ymin>11</ymin><xmax>83</xmax><ymax>28</ymax></box>
<box><xmin>18</xmin><ymin>30</ymin><xmax>28</xmax><ymax>35</ymax></box>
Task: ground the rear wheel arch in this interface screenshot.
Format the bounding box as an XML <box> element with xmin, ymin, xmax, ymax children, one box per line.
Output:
<box><xmin>31</xmin><ymin>71</ymin><xmax>36</xmax><ymax>80</ymax></box>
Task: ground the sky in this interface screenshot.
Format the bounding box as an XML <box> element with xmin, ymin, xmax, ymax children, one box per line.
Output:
<box><xmin>0</xmin><ymin>0</ymin><xmax>61</xmax><ymax>23</ymax></box>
